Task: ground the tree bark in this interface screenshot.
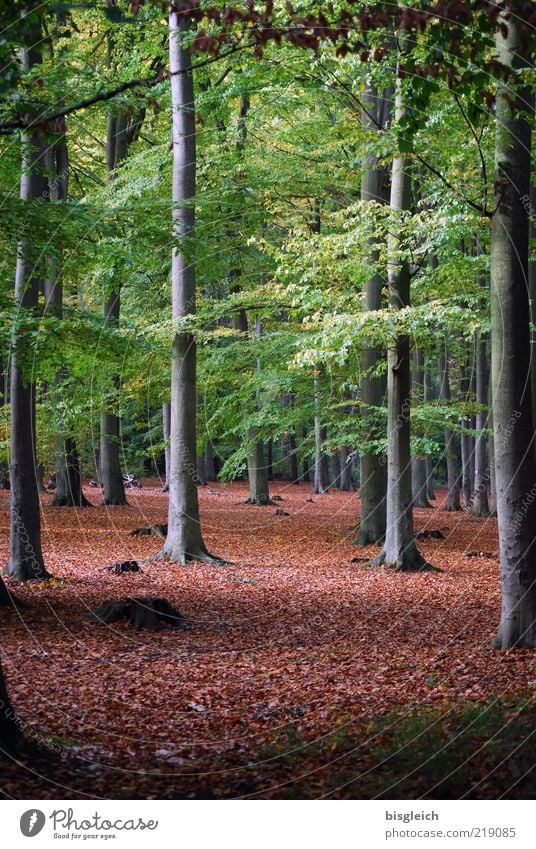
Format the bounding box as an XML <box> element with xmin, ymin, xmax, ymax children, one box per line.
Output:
<box><xmin>204</xmin><ymin>439</ymin><xmax>216</xmax><ymax>481</ymax></box>
<box><xmin>356</xmin><ymin>78</ymin><xmax>390</xmax><ymax>544</ymax></box>
<box><xmin>529</xmin><ymin>181</ymin><xmax>536</xmax><ymax>450</ymax></box>
<box><xmin>439</xmin><ymin>349</ymin><xmax>462</xmax><ymax>512</ymax></box>
<box><xmin>5</xmin><ymin>24</ymin><xmax>51</xmax><ymax>581</ymax></box>
<box><xmin>162</xmin><ymin>401</ymin><xmax>170</xmax><ymax>491</ymax></box>
<box><xmin>411</xmin><ymin>349</ymin><xmax>432</xmax><ymax>508</ymax></box>
<box><xmin>0</xmin><ymin>659</ymin><xmax>25</xmax><ymax>755</ymax></box>
<box><xmin>100</xmin><ymin>290</ymin><xmax>127</xmax><ymax>506</ymax></box>
<box><xmin>472</xmin><ymin>330</ymin><xmax>490</xmax><ymax>516</ymax></box>
<box><xmin>366</xmin><ymin>61</ymin><xmax>433</xmax><ymax>572</ymax></box>
<box><xmin>313</xmin><ymin>376</ymin><xmax>328</xmax><ymax>494</ymax></box>
<box><xmin>157</xmin><ymin>13</ymin><xmax>218</xmax><ymax>563</ymax></box>
<box><xmin>491</xmin><ymin>9</ymin><xmax>536</xmax><ymax>647</ymax></box>
<box><xmin>339</xmin><ymin>446</ymin><xmax>354</xmax><ymax>491</ymax></box>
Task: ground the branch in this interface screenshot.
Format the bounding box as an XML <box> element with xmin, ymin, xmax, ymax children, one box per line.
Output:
<box><xmin>414</xmin><ymin>154</ymin><xmax>490</xmax><ymax>217</ymax></box>
<box><xmin>453</xmin><ymin>91</ymin><xmax>489</xmax><ymax>213</ymax></box>
<box><xmin>0</xmin><ymin>41</ymin><xmax>250</xmax><ymax>135</ymax></box>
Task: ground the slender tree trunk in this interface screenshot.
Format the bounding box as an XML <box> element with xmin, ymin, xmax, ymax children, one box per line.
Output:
<box><xmin>491</xmin><ymin>11</ymin><xmax>536</xmax><ymax>648</ymax></box>
<box><xmin>424</xmin><ymin>365</ymin><xmax>435</xmax><ymax>500</ymax></box>
<box><xmin>162</xmin><ymin>401</ymin><xmax>170</xmax><ymax>491</ymax></box>
<box><xmin>357</xmin><ymin>80</ymin><xmax>390</xmax><ymax>544</ymax></box>
<box><xmin>367</xmin><ymin>62</ymin><xmax>433</xmax><ymax>572</ymax></box>
<box><xmin>4</xmin><ymin>27</ymin><xmax>50</xmax><ymax>581</ymax></box>
<box><xmin>99</xmin><ymin>35</ymin><xmax>138</xmax><ymax>507</ymax></box>
<box><xmin>205</xmin><ymin>439</ymin><xmax>216</xmax><ymax>481</ymax></box>
<box><xmin>425</xmin><ymin>456</ymin><xmax>435</xmax><ymax>500</ymax></box>
<box><xmin>411</xmin><ymin>350</ymin><xmax>432</xmax><ymax>508</ymax></box>
<box><xmin>45</xmin><ymin>120</ymin><xmax>90</xmax><ymax>508</ymax></box>
<box><xmin>158</xmin><ymin>13</ymin><xmax>218</xmax><ymax>563</ymax></box>
<box><xmin>100</xmin><ymin>291</ymin><xmax>127</xmax><ymax>506</ymax></box>
<box><xmin>313</xmin><ymin>374</ymin><xmax>327</xmax><ymax>494</ymax></box>
<box><xmin>439</xmin><ymin>349</ymin><xmax>462</xmax><ymax>512</ymax></box>
<box><xmin>329</xmin><ymin>451</ymin><xmax>340</xmax><ymax>488</ymax></box>
<box><xmin>472</xmin><ymin>330</ymin><xmax>490</xmax><ymax>516</ymax></box>
<box><xmin>339</xmin><ymin>446</ymin><xmax>354</xmax><ymax>491</ymax></box>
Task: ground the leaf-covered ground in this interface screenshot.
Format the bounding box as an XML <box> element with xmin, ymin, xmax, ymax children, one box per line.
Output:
<box><xmin>0</xmin><ymin>482</ymin><xmax>534</xmax><ymax>799</ymax></box>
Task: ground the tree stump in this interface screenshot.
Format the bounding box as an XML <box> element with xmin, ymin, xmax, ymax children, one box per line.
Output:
<box><xmin>92</xmin><ymin>597</ymin><xmax>186</xmax><ymax>630</ymax></box>
<box><xmin>102</xmin><ymin>560</ymin><xmax>141</xmax><ymax>575</ymax></box>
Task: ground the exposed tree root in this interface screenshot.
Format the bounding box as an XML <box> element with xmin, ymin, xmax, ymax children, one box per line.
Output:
<box><xmin>364</xmin><ymin>545</ymin><xmax>442</xmax><ymax>573</ymax></box>
<box><xmin>243</xmin><ymin>497</ymin><xmax>275</xmax><ymax>506</ymax></box>
<box><xmin>153</xmin><ymin>545</ymin><xmax>228</xmax><ymax>566</ymax></box>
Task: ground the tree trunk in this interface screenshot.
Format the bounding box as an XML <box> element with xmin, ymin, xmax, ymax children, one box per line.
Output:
<box><xmin>530</xmin><ymin>181</ymin><xmax>536</xmax><ymax>452</ymax></box>
<box><xmin>158</xmin><ymin>13</ymin><xmax>218</xmax><ymax>563</ymax></box>
<box><xmin>313</xmin><ymin>374</ymin><xmax>327</xmax><ymax>494</ymax></box>
<box><xmin>367</xmin><ymin>63</ymin><xmax>433</xmax><ymax>572</ymax></box>
<box><xmin>472</xmin><ymin>330</ymin><xmax>490</xmax><ymax>516</ymax></box>
<box><xmin>424</xmin><ymin>365</ymin><xmax>435</xmax><ymax>500</ymax></box>
<box><xmin>162</xmin><ymin>401</ymin><xmax>170</xmax><ymax>491</ymax></box>
<box><xmin>411</xmin><ymin>349</ymin><xmax>432</xmax><ymax>508</ymax></box>
<box><xmin>339</xmin><ymin>446</ymin><xmax>353</xmax><ymax>491</ymax></box>
<box><xmin>356</xmin><ymin>79</ymin><xmax>390</xmax><ymax>545</ymax></box>
<box><xmin>439</xmin><ymin>350</ymin><xmax>462</xmax><ymax>512</ymax></box>
<box><xmin>0</xmin><ymin>659</ymin><xmax>25</xmax><ymax>755</ymax></box>
<box><xmin>205</xmin><ymin>439</ymin><xmax>216</xmax><ymax>481</ymax></box>
<box><xmin>100</xmin><ymin>297</ymin><xmax>127</xmax><ymax>506</ymax></box>
<box><xmin>491</xmin><ymin>11</ymin><xmax>536</xmax><ymax>648</ymax></box>
<box><xmin>4</xmin><ymin>27</ymin><xmax>51</xmax><ymax>581</ymax></box>
<box><xmin>329</xmin><ymin>451</ymin><xmax>340</xmax><ymax>488</ymax></box>
<box><xmin>99</xmin><ymin>37</ymin><xmax>139</xmax><ymax>508</ymax></box>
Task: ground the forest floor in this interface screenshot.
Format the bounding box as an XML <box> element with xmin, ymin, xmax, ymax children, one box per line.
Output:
<box><xmin>1</xmin><ymin>481</ymin><xmax>535</xmax><ymax>799</ymax></box>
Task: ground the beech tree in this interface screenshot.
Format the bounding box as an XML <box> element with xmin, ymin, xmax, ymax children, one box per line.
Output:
<box><xmin>490</xmin><ymin>3</ymin><xmax>536</xmax><ymax>648</ymax></box>
<box><xmin>4</xmin><ymin>11</ymin><xmax>50</xmax><ymax>581</ymax></box>
<box><xmin>157</xmin><ymin>11</ymin><xmax>219</xmax><ymax>563</ymax></box>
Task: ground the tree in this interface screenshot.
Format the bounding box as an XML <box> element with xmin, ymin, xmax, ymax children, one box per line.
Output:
<box><xmin>4</xmin><ymin>11</ymin><xmax>51</xmax><ymax>581</ymax></box>
<box><xmin>356</xmin><ymin>76</ymin><xmax>390</xmax><ymax>543</ymax></box>
<box><xmin>366</xmin><ymin>39</ymin><xmax>434</xmax><ymax>572</ymax></box>
<box><xmin>439</xmin><ymin>348</ymin><xmax>462</xmax><ymax>512</ymax></box>
<box><xmin>157</xmin><ymin>12</ymin><xmax>219</xmax><ymax>563</ymax></box>
<box><xmin>491</xmin><ymin>4</ymin><xmax>536</xmax><ymax>648</ymax></box>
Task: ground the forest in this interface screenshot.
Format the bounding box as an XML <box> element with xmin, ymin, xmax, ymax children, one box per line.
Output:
<box><xmin>0</xmin><ymin>0</ymin><xmax>535</xmax><ymax>802</ymax></box>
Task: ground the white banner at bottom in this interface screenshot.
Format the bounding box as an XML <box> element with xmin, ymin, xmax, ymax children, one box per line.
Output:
<box><xmin>2</xmin><ymin>799</ymin><xmax>535</xmax><ymax>848</ymax></box>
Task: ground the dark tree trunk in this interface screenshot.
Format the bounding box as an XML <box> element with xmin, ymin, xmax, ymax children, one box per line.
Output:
<box><xmin>367</xmin><ymin>69</ymin><xmax>433</xmax><ymax>572</ymax></box>
<box><xmin>5</xmin><ymin>26</ymin><xmax>50</xmax><ymax>581</ymax></box>
<box><xmin>158</xmin><ymin>14</ymin><xmax>218</xmax><ymax>563</ymax></box>
<box><xmin>491</xmin><ymin>13</ymin><xmax>536</xmax><ymax>648</ymax></box>
<box><xmin>357</xmin><ymin>79</ymin><xmax>390</xmax><ymax>545</ymax></box>
<box><xmin>329</xmin><ymin>451</ymin><xmax>340</xmax><ymax>488</ymax></box>
<box><xmin>424</xmin><ymin>367</ymin><xmax>435</xmax><ymax>500</ymax></box>
<box><xmin>313</xmin><ymin>375</ymin><xmax>328</xmax><ymax>494</ymax></box>
<box><xmin>204</xmin><ymin>439</ymin><xmax>216</xmax><ymax>482</ymax></box>
<box><xmin>472</xmin><ymin>330</ymin><xmax>490</xmax><ymax>516</ymax></box>
<box><xmin>0</xmin><ymin>659</ymin><xmax>25</xmax><ymax>755</ymax></box>
<box><xmin>411</xmin><ymin>350</ymin><xmax>432</xmax><ymax>508</ymax></box>
<box><xmin>45</xmin><ymin>126</ymin><xmax>90</xmax><ymax>508</ymax></box>
<box><xmin>339</xmin><ymin>446</ymin><xmax>354</xmax><ymax>491</ymax></box>
<box><xmin>99</xmin><ymin>37</ymin><xmax>143</xmax><ymax>508</ymax></box>
<box><xmin>530</xmin><ymin>182</ymin><xmax>536</xmax><ymax>450</ymax></box>
<box><xmin>439</xmin><ymin>350</ymin><xmax>462</xmax><ymax>512</ymax></box>
<box><xmin>459</xmin><ymin>356</ymin><xmax>474</xmax><ymax>507</ymax></box>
